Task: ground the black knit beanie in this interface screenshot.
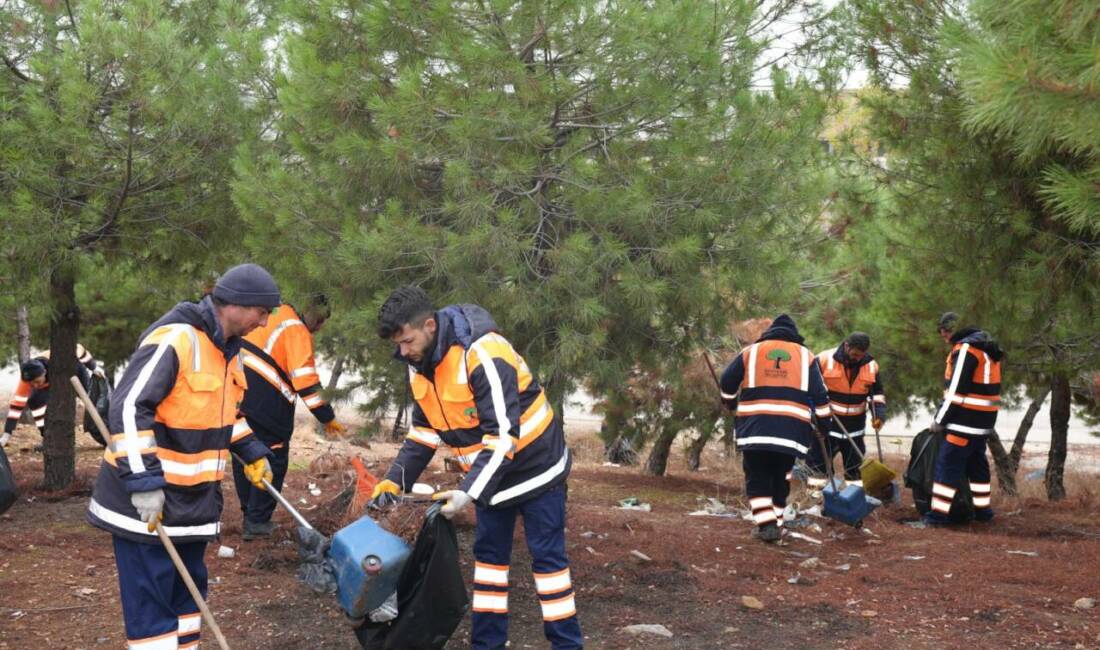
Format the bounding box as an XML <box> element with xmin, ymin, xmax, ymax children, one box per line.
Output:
<box><xmin>212</xmin><ymin>264</ymin><xmax>281</xmax><ymax>308</ymax></box>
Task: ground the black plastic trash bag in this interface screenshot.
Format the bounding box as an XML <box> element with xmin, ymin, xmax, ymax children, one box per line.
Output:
<box><xmin>82</xmin><ymin>372</ymin><xmax>112</xmax><ymax>447</ymax></box>
<box><xmin>355</xmin><ymin>505</ymin><xmax>469</xmax><ymax>650</ymax></box>
<box><xmin>904</xmin><ymin>428</ymin><xmax>974</xmax><ymax>523</ymax></box>
<box><xmin>0</xmin><ymin>444</ymin><xmax>18</xmax><ymax>516</ymax></box>
<box><xmin>296</xmin><ymin>526</ymin><xmax>339</xmax><ymax>594</ymax></box>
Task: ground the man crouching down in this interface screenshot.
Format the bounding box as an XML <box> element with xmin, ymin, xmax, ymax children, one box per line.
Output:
<box><xmin>370</xmin><ymin>286</ymin><xmax>583</xmax><ymax>650</ymax></box>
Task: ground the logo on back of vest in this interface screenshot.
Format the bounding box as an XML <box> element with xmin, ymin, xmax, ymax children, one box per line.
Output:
<box><xmin>464</xmin><ymin>407</ymin><xmax>477</xmax><ymax>418</ymax></box>
<box><xmin>765</xmin><ymin>349</ymin><xmax>792</xmax><ymax>376</ymax></box>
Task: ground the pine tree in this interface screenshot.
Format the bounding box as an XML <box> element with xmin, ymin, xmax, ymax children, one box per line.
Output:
<box><xmin>235</xmin><ymin>0</ymin><xmax>837</xmax><ymax>452</ymax></box>
<box><xmin>817</xmin><ymin>0</ymin><xmax>1100</xmax><ymax>499</ymax></box>
<box><xmin>0</xmin><ymin>0</ymin><xmax>273</xmax><ymax>488</ymax></box>
<box><xmin>951</xmin><ymin>0</ymin><xmax>1100</xmax><ymax>499</ymax></box>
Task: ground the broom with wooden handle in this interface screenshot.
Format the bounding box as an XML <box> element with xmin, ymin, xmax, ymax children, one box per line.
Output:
<box><xmin>71</xmin><ymin>376</ymin><xmax>232</xmax><ymax>650</ymax></box>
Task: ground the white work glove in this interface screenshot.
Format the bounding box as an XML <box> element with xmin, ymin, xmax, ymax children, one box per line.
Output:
<box><xmin>432</xmin><ymin>490</ymin><xmax>472</xmax><ymax>519</ymax></box>
<box><xmin>0</xmin><ymin>432</ymin><xmax>10</xmax><ymax>446</ymax></box>
<box><xmin>131</xmin><ymin>488</ymin><xmax>165</xmax><ymax>532</ymax></box>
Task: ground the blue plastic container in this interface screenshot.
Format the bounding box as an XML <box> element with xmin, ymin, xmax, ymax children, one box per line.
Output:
<box><xmin>328</xmin><ymin>515</ymin><xmax>412</xmax><ymax>618</ymax></box>
<box><xmin>821</xmin><ymin>480</ymin><xmax>877</xmax><ymax>527</ymax></box>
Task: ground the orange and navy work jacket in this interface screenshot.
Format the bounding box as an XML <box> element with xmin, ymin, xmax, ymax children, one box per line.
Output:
<box><xmin>4</xmin><ymin>346</ymin><xmax>96</xmax><ymax>436</ymax></box>
<box><xmin>385</xmin><ymin>304</ymin><xmax>569</xmax><ymax>509</ymax></box>
<box><xmin>935</xmin><ymin>331</ymin><xmax>1002</xmax><ymax>436</ymax></box>
<box><xmin>720</xmin><ymin>338</ymin><xmax>833</xmax><ymax>457</ymax></box>
<box><xmin>240</xmin><ymin>303</ymin><xmax>334</xmax><ymax>441</ymax></box>
<box><xmin>816</xmin><ymin>347</ymin><xmax>886</xmax><ymax>439</ymax></box>
<box><xmin>4</xmin><ymin>358</ymin><xmax>49</xmax><ymax>436</ymax></box>
<box><xmin>86</xmin><ymin>297</ymin><xmax>270</xmax><ymax>544</ymax></box>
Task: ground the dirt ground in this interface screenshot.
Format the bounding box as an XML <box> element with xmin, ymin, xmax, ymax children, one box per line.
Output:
<box><xmin>2</xmin><ymin>423</ymin><xmax>1099</xmax><ymax>649</ymax></box>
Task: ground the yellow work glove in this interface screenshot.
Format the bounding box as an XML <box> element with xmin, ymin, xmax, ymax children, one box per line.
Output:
<box><xmin>243</xmin><ymin>457</ymin><xmax>273</xmax><ymax>490</ymax></box>
<box><xmin>370</xmin><ymin>479</ymin><xmax>401</xmax><ymax>509</ymax></box>
<box><xmin>872</xmin><ymin>417</ymin><xmax>884</xmax><ymax>431</ymax></box>
<box><xmin>324</xmin><ymin>420</ymin><xmax>349</xmax><ymax>439</ymax></box>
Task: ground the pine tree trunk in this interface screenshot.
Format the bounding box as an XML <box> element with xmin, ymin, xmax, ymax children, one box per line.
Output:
<box><xmin>687</xmin><ymin>429</ymin><xmax>710</xmax><ymax>471</ymax></box>
<box><xmin>43</xmin><ymin>264</ymin><xmax>79</xmax><ymax>490</ymax></box>
<box><xmin>644</xmin><ymin>409</ymin><xmax>689</xmax><ymax>476</ymax></box>
<box><xmin>643</xmin><ymin>422</ymin><xmax>679</xmax><ymax>476</ymax></box>
<box><xmin>1045</xmin><ymin>371</ymin><xmax>1070</xmax><ymax>501</ymax></box>
<box><xmin>326</xmin><ymin>354</ymin><xmax>346</xmax><ymax>393</ymax></box>
<box><xmin>721</xmin><ymin>423</ymin><xmax>737</xmax><ymax>456</ymax></box>
<box><xmin>987</xmin><ymin>387</ymin><xmax>1048</xmax><ymax>495</ymax></box>
<box><xmin>16</xmin><ymin>304</ymin><xmax>32</xmax><ymax>362</ymax></box>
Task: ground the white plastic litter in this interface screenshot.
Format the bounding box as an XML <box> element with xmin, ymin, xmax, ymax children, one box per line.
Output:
<box><xmin>217</xmin><ymin>545</ymin><xmax>235</xmax><ymax>559</ymax></box>
<box><xmin>369</xmin><ymin>591</ymin><xmax>399</xmax><ymax>623</ymax></box>
<box><xmin>411</xmin><ymin>482</ymin><xmax>435</xmax><ymax>495</ymax></box>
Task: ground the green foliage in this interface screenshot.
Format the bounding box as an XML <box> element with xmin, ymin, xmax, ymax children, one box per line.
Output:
<box><xmin>0</xmin><ymin>0</ymin><xmax>274</xmax><ymax>353</ymax></box>
<box><xmin>809</xmin><ymin>1</ymin><xmax>1100</xmax><ymax>427</ymax></box>
<box><xmin>235</xmin><ymin>0</ymin><xmax>836</xmax><ymax>426</ymax></box>
<box><xmin>0</xmin><ymin>0</ymin><xmax>277</xmax><ymax>485</ymax></box>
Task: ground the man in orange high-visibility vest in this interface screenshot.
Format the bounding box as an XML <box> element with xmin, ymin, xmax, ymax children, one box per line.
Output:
<box><xmin>720</xmin><ymin>314</ymin><xmax>834</xmax><ymax>543</ymax></box>
<box><xmin>87</xmin><ymin>263</ymin><xmax>279</xmax><ymax>649</ymax></box>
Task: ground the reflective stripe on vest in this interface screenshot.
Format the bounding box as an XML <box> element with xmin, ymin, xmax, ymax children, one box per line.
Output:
<box><xmin>942</xmin><ymin>343</ymin><xmax>1002</xmax><ymax>414</ymax></box>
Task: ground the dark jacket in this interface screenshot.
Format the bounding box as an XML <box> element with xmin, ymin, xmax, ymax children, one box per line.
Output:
<box><xmin>5</xmin><ymin>355</ymin><xmax>93</xmax><ymax>435</ymax></box>
<box><xmin>87</xmin><ymin>296</ymin><xmax>271</xmax><ymax>543</ymax></box>
<box><xmin>385</xmin><ymin>305</ymin><xmax>570</xmax><ymax>509</ymax></box>
<box><xmin>817</xmin><ymin>346</ymin><xmax>886</xmax><ymax>439</ymax></box>
<box><xmin>935</xmin><ymin>328</ymin><xmax>1003</xmax><ymax>436</ymax></box>
<box><xmin>719</xmin><ymin>315</ymin><xmax>833</xmax><ymax>457</ymax></box>
<box><xmin>239</xmin><ymin>303</ymin><xmax>334</xmax><ymax>441</ymax></box>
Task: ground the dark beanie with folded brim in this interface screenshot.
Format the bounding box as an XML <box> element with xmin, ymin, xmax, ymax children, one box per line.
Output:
<box><xmin>212</xmin><ymin>263</ymin><xmax>281</xmax><ymax>309</ymax></box>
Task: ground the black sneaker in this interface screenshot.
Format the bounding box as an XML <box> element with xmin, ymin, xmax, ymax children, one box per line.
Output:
<box><xmin>243</xmin><ymin>520</ymin><xmax>276</xmax><ymax>540</ymax></box>
<box><xmin>753</xmin><ymin>522</ymin><xmax>781</xmax><ymax>543</ymax></box>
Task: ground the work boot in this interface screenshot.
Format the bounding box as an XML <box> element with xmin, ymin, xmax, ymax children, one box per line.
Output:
<box><xmin>243</xmin><ymin>520</ymin><xmax>276</xmax><ymax>540</ymax></box>
<box><xmin>974</xmin><ymin>508</ymin><xmax>995</xmax><ymax>523</ymax></box>
<box><xmin>753</xmin><ymin>522</ymin><xmax>781</xmax><ymax>543</ymax></box>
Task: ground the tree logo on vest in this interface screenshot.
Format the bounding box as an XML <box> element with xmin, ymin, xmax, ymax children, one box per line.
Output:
<box><xmin>464</xmin><ymin>407</ymin><xmax>477</xmax><ymax>418</ymax></box>
<box><xmin>765</xmin><ymin>348</ymin><xmax>792</xmax><ymax>377</ymax></box>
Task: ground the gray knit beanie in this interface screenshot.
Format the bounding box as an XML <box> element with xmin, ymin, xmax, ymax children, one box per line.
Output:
<box><xmin>213</xmin><ymin>264</ymin><xmax>281</xmax><ymax>308</ymax></box>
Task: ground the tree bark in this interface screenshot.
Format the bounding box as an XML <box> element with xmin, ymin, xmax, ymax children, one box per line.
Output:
<box><xmin>987</xmin><ymin>386</ymin><xmax>1048</xmax><ymax>495</ymax></box>
<box><xmin>644</xmin><ymin>407</ymin><xmax>690</xmax><ymax>476</ymax></box>
<box><xmin>1045</xmin><ymin>370</ymin><xmax>1070</xmax><ymax>501</ymax></box>
<box><xmin>687</xmin><ymin>428</ymin><xmax>711</xmax><ymax>471</ymax></box>
<box><xmin>644</xmin><ymin>421</ymin><xmax>679</xmax><ymax>476</ymax></box>
<box><xmin>43</xmin><ymin>264</ymin><xmax>79</xmax><ymax>490</ymax></box>
<box><xmin>326</xmin><ymin>354</ymin><xmax>346</xmax><ymax>393</ymax></box>
<box><xmin>16</xmin><ymin>304</ymin><xmax>32</xmax><ymax>362</ymax></box>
